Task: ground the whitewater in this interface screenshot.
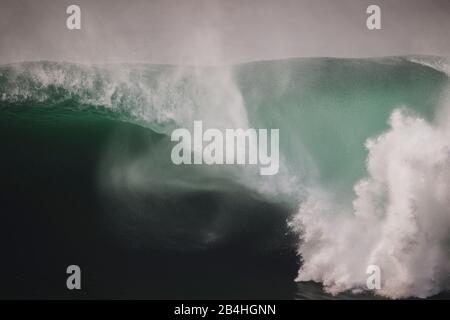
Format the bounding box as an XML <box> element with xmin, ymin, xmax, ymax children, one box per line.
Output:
<box><xmin>0</xmin><ymin>56</ymin><xmax>449</xmax><ymax>299</ymax></box>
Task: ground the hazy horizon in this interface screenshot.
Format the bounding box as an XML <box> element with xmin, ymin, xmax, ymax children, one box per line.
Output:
<box><xmin>1</xmin><ymin>0</ymin><xmax>449</xmax><ymax>65</ymax></box>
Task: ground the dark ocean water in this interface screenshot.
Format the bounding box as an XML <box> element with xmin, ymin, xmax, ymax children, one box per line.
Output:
<box><xmin>0</xmin><ymin>106</ymin><xmax>299</xmax><ymax>299</ymax></box>
<box><xmin>0</xmin><ymin>57</ymin><xmax>449</xmax><ymax>299</ymax></box>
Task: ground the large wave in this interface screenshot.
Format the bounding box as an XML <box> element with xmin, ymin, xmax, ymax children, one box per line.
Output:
<box><xmin>289</xmin><ymin>59</ymin><xmax>450</xmax><ymax>299</ymax></box>
<box><xmin>1</xmin><ymin>56</ymin><xmax>449</xmax><ymax>298</ymax></box>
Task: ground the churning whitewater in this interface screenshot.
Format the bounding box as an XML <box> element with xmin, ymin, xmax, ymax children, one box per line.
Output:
<box><xmin>289</xmin><ymin>59</ymin><xmax>450</xmax><ymax>299</ymax></box>
<box><xmin>290</xmin><ymin>105</ymin><xmax>450</xmax><ymax>298</ymax></box>
<box><xmin>0</xmin><ymin>56</ymin><xmax>449</xmax><ymax>298</ymax></box>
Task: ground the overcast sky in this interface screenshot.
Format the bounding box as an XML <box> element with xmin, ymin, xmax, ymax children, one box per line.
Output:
<box><xmin>0</xmin><ymin>0</ymin><xmax>449</xmax><ymax>65</ymax></box>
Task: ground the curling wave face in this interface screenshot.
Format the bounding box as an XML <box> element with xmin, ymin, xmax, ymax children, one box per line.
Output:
<box><xmin>0</xmin><ymin>56</ymin><xmax>449</xmax><ymax>298</ymax></box>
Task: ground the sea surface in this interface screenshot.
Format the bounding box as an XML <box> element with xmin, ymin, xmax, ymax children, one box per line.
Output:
<box><xmin>0</xmin><ymin>57</ymin><xmax>449</xmax><ymax>299</ymax></box>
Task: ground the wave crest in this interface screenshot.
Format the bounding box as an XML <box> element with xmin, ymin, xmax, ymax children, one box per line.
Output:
<box><xmin>0</xmin><ymin>61</ymin><xmax>248</xmax><ymax>133</ymax></box>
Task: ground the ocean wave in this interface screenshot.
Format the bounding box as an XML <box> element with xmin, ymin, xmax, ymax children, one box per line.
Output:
<box><xmin>1</xmin><ymin>57</ymin><xmax>449</xmax><ymax>298</ymax></box>
<box><xmin>289</xmin><ymin>72</ymin><xmax>450</xmax><ymax>298</ymax></box>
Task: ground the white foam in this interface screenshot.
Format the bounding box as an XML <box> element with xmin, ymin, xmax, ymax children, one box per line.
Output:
<box><xmin>290</xmin><ymin>95</ymin><xmax>450</xmax><ymax>298</ymax></box>
<box><xmin>408</xmin><ymin>56</ymin><xmax>450</xmax><ymax>76</ymax></box>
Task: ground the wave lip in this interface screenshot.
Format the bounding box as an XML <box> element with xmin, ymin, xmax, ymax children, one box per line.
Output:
<box><xmin>408</xmin><ymin>55</ymin><xmax>450</xmax><ymax>76</ymax></box>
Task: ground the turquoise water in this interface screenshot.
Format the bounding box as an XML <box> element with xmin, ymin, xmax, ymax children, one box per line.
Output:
<box><xmin>0</xmin><ymin>57</ymin><xmax>448</xmax><ymax>299</ymax></box>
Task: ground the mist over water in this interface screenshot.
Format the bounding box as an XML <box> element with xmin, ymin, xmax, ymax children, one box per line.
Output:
<box><xmin>0</xmin><ymin>56</ymin><xmax>449</xmax><ymax>298</ymax></box>
<box><xmin>1</xmin><ymin>0</ymin><xmax>450</xmax><ymax>300</ymax></box>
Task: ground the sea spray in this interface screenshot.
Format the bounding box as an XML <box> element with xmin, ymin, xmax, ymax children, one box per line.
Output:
<box><xmin>290</xmin><ymin>100</ymin><xmax>450</xmax><ymax>298</ymax></box>
<box><xmin>1</xmin><ymin>58</ymin><xmax>449</xmax><ymax>297</ymax></box>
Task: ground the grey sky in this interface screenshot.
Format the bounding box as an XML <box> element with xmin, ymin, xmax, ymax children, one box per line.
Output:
<box><xmin>0</xmin><ymin>0</ymin><xmax>449</xmax><ymax>65</ymax></box>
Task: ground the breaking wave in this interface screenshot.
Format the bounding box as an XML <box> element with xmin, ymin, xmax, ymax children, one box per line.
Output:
<box><xmin>1</xmin><ymin>56</ymin><xmax>449</xmax><ymax>298</ymax></box>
